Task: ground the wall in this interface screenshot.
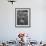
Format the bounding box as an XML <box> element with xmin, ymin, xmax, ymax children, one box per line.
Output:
<box><xmin>0</xmin><ymin>0</ymin><xmax>46</xmax><ymax>42</ymax></box>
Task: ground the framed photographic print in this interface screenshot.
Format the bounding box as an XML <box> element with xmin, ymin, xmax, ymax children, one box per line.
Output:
<box><xmin>15</xmin><ymin>8</ymin><xmax>31</xmax><ymax>27</ymax></box>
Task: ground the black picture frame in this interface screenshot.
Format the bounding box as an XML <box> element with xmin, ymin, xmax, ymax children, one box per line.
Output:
<box><xmin>15</xmin><ymin>8</ymin><xmax>31</xmax><ymax>28</ymax></box>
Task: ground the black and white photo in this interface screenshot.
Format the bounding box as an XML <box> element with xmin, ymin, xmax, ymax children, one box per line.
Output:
<box><xmin>15</xmin><ymin>8</ymin><xmax>31</xmax><ymax>27</ymax></box>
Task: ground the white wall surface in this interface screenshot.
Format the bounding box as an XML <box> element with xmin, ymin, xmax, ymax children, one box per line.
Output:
<box><xmin>0</xmin><ymin>0</ymin><xmax>46</xmax><ymax>42</ymax></box>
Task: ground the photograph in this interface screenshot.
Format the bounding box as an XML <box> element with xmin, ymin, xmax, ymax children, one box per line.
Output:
<box><xmin>15</xmin><ymin>8</ymin><xmax>31</xmax><ymax>27</ymax></box>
